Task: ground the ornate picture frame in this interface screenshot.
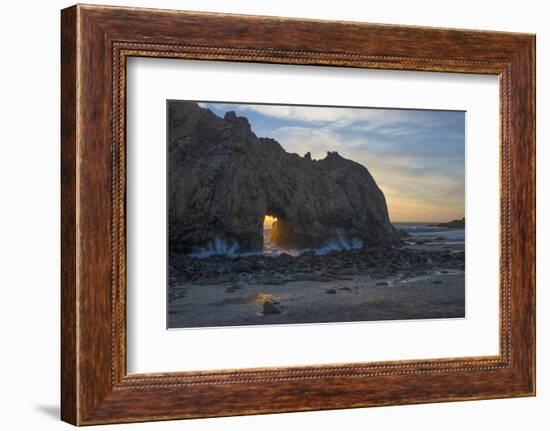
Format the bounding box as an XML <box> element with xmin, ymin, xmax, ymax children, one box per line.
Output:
<box><xmin>61</xmin><ymin>4</ymin><xmax>535</xmax><ymax>425</ymax></box>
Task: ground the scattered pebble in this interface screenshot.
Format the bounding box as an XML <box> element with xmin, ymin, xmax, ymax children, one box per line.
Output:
<box><xmin>170</xmin><ymin>247</ymin><xmax>465</xmax><ymax>287</ymax></box>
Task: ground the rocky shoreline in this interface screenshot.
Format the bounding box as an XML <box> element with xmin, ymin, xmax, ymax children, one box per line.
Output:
<box><xmin>168</xmin><ymin>234</ymin><xmax>465</xmax><ymax>328</ymax></box>
<box><xmin>169</xmin><ymin>246</ymin><xmax>464</xmax><ymax>290</ymax></box>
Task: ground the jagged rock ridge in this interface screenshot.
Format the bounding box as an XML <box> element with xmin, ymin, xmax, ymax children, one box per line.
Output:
<box><xmin>168</xmin><ymin>101</ymin><xmax>401</xmax><ymax>254</ymax></box>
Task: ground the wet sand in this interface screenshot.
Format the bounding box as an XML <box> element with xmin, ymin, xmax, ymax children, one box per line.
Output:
<box><xmin>168</xmin><ymin>273</ymin><xmax>464</xmax><ymax>328</ymax></box>
<box><xmin>168</xmin><ymin>231</ymin><xmax>465</xmax><ymax>329</ymax></box>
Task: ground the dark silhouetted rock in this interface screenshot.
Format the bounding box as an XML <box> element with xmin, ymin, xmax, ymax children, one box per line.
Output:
<box><xmin>262</xmin><ymin>301</ymin><xmax>281</xmax><ymax>315</ymax></box>
<box><xmin>168</xmin><ymin>101</ymin><xmax>401</xmax><ymax>254</ymax></box>
<box><xmin>397</xmin><ymin>228</ymin><xmax>412</xmax><ymax>238</ymax></box>
<box><xmin>430</xmin><ymin>217</ymin><xmax>465</xmax><ymax>229</ymax></box>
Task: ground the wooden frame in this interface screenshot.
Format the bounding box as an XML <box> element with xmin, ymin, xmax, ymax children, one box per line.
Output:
<box><xmin>61</xmin><ymin>4</ymin><xmax>535</xmax><ymax>425</ymax></box>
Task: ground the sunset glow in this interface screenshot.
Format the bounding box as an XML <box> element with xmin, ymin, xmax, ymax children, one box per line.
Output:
<box><xmin>263</xmin><ymin>215</ymin><xmax>278</xmax><ymax>228</ymax></box>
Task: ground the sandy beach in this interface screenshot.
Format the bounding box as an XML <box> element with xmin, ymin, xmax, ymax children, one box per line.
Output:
<box><xmin>168</xmin><ymin>226</ymin><xmax>465</xmax><ymax>328</ymax></box>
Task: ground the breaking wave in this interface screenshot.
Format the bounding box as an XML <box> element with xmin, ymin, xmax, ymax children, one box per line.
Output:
<box><xmin>263</xmin><ymin>228</ymin><xmax>363</xmax><ymax>257</ymax></box>
<box><xmin>190</xmin><ymin>230</ymin><xmax>364</xmax><ymax>258</ymax></box>
<box><xmin>191</xmin><ymin>237</ymin><xmax>239</xmax><ymax>258</ymax></box>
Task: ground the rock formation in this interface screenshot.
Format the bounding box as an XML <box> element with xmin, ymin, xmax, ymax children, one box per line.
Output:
<box><xmin>168</xmin><ymin>101</ymin><xmax>401</xmax><ymax>254</ymax></box>
<box><xmin>430</xmin><ymin>217</ymin><xmax>465</xmax><ymax>229</ymax></box>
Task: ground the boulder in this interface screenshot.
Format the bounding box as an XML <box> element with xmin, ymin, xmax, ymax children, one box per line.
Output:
<box><xmin>397</xmin><ymin>228</ymin><xmax>412</xmax><ymax>238</ymax></box>
<box><xmin>262</xmin><ymin>301</ymin><xmax>281</xmax><ymax>315</ymax></box>
<box><xmin>168</xmin><ymin>101</ymin><xmax>401</xmax><ymax>254</ymax></box>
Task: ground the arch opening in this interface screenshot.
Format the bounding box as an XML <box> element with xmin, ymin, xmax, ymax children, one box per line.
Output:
<box><xmin>262</xmin><ymin>214</ymin><xmax>279</xmax><ymax>253</ymax></box>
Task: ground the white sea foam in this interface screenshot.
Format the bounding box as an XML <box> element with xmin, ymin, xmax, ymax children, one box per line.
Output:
<box><xmin>190</xmin><ymin>229</ymin><xmax>364</xmax><ymax>258</ymax></box>
<box><xmin>190</xmin><ymin>237</ymin><xmax>239</xmax><ymax>258</ymax></box>
<box><xmin>188</xmin><ymin>225</ymin><xmax>464</xmax><ymax>258</ymax></box>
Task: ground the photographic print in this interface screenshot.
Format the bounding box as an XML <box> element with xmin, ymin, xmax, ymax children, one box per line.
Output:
<box><xmin>167</xmin><ymin>101</ymin><xmax>465</xmax><ymax>329</ymax></box>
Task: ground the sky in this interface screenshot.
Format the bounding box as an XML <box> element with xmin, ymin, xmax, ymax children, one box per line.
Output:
<box><xmin>199</xmin><ymin>102</ymin><xmax>465</xmax><ymax>223</ymax></box>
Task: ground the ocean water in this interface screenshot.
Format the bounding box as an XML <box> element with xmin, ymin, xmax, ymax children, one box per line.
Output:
<box><xmin>190</xmin><ymin>224</ymin><xmax>465</xmax><ymax>258</ymax></box>
<box><xmin>261</xmin><ymin>228</ymin><xmax>363</xmax><ymax>257</ymax></box>
<box><xmin>394</xmin><ymin>223</ymin><xmax>465</xmax><ymax>242</ymax></box>
<box><xmin>190</xmin><ymin>229</ymin><xmax>363</xmax><ymax>258</ymax></box>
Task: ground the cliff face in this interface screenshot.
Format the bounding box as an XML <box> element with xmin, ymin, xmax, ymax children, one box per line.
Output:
<box><xmin>168</xmin><ymin>101</ymin><xmax>400</xmax><ymax>254</ymax></box>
